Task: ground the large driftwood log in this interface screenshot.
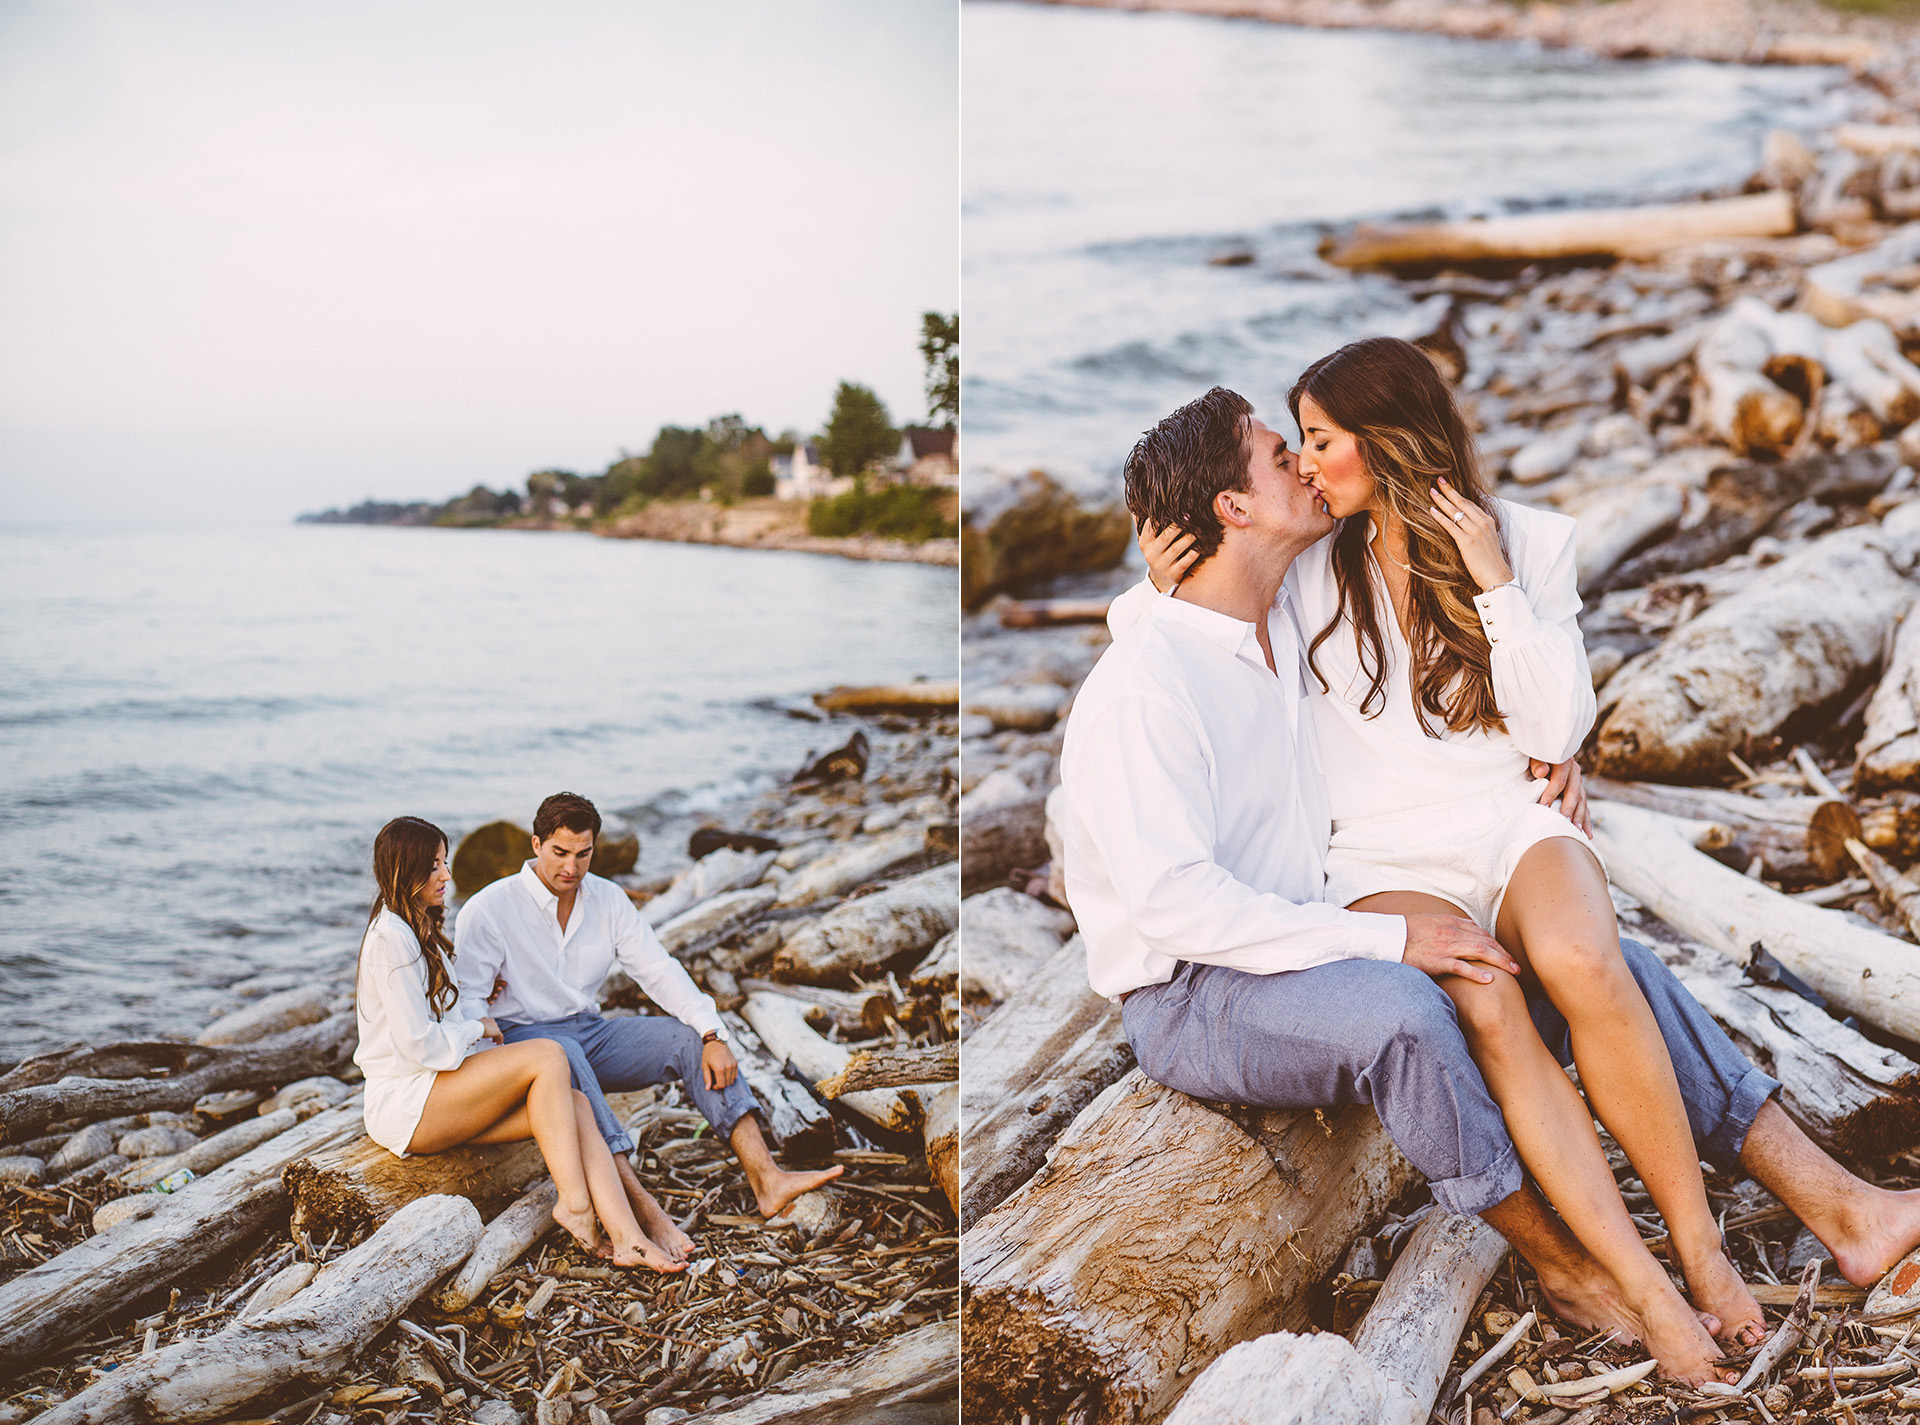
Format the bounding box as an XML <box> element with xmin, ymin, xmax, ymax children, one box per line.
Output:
<box><xmin>666</xmin><ymin>1320</ymin><xmax>956</xmax><ymax>1424</ymax></box>
<box><xmin>641</xmin><ymin>849</ymin><xmax>778</xmax><ymax>928</ymax></box>
<box><xmin>0</xmin><ymin>1099</ymin><xmax>366</xmax><ymax>1372</ymax></box>
<box><xmin>1323</xmin><ymin>192</ymin><xmax>1795</xmax><ymax>271</ymax></box>
<box><xmin>653</xmin><ymin>885</ymin><xmax>779</xmax><ymax>959</ymax></box>
<box><xmin>739</xmin><ymin>992</ymin><xmax>918</xmax><ymax>1132</ymax></box>
<box><xmin>817</xmin><ymin>1041</ymin><xmax>957</xmax><ymax>1097</ymax></box>
<box><xmin>1586</xmin><ymin>775</ymin><xmax>1860</xmax><ymax>883</ymax></box>
<box><xmin>434</xmin><ymin>1178</ymin><xmax>559</xmax><ymax>1311</ymax></box>
<box><xmin>1591</xmin><ymin>802</ymin><xmax>1920</xmax><ymax>1043</ymax></box>
<box><xmin>118</xmin><ymin>1106</ymin><xmax>299</xmax><ymax>1190</ymax></box>
<box><xmin>958</xmin><ymin>938</ymin><xmax>1134</xmax><ymax>1231</ymax></box>
<box><xmin>1858</xmin><ymin>601</ymin><xmax>1920</xmax><ymax>792</ymax></box>
<box><xmin>36</xmin><ymin>1194</ymin><xmax>483</xmax><ymax>1425</ymax></box>
<box><xmin>812</xmin><ymin>681</ymin><xmax>960</xmax><ymax>716</ymax></box>
<box><xmin>961</xmin><ymin>794</ymin><xmax>1048</xmax><ymax>896</ymax></box>
<box><xmin>959</xmin><ymin>887</ymin><xmax>1078</xmax><ymax>1001</ymax></box>
<box><xmin>1593</xmin><ymin>507</ymin><xmax>1920</xmax><ymax>783</ymax></box>
<box><xmin>774</xmin><ymin>827</ymin><xmax>932</xmax><ymax>908</ymax></box>
<box><xmin>737</xmin><ymin>978</ymin><xmax>897</xmax><ymax>1036</ymax></box>
<box><xmin>1164</xmin><ymin>1213</ymin><xmax>1510</xmax><ymax>1425</ymax></box>
<box><xmin>1691</xmin><ymin>299</ymin><xmax>1813</xmax><ymax>460</ymax></box>
<box><xmin>0</xmin><ymin>1011</ymin><xmax>358</xmax><ymax>1143</ymax></box>
<box><xmin>922</xmin><ymin>1083</ymin><xmax>959</xmax><ymax>1215</ymax></box>
<box><xmin>772</xmin><ymin>866</ymin><xmax>958</xmax><ymax>986</ymax></box>
<box><xmin>722</xmin><ymin>1009</ymin><xmax>836</xmax><ymax>1158</ymax></box>
<box><xmin>1594</xmin><ymin>444</ymin><xmax>1898</xmax><ymax>596</ymax></box>
<box><xmin>1804</xmin><ymin>225</ymin><xmax>1920</xmax><ymax>339</ymax></box>
<box><xmin>961</xmin><ymin>1070</ymin><xmax>1416</xmax><ymax>1424</ymax></box>
<box><xmin>196</xmin><ymin>984</ymin><xmax>339</xmax><ymax>1047</ymax></box>
<box><xmin>1655</xmin><ymin>941</ymin><xmax>1920</xmax><ymax>1161</ymax></box>
<box><xmin>283</xmin><ymin>1089</ymin><xmax>651</xmax><ymax>1233</ymax></box>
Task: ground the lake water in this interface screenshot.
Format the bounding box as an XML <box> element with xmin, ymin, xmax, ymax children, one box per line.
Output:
<box><xmin>963</xmin><ymin>1</ymin><xmax>1851</xmax><ymax>489</ymax></box>
<box><xmin>0</xmin><ymin>525</ymin><xmax>955</xmax><ymax>1059</ymax></box>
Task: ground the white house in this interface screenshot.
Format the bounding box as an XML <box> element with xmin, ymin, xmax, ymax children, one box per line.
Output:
<box><xmin>774</xmin><ymin>441</ymin><xmax>851</xmax><ymax>501</ymax></box>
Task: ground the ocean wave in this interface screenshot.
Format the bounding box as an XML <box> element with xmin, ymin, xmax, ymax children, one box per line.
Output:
<box><xmin>0</xmin><ymin>693</ymin><xmax>357</xmax><ymax>729</ymax></box>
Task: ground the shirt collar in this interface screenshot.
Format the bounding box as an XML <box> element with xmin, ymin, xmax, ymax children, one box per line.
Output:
<box><xmin>1154</xmin><ymin>585</ymin><xmax>1289</xmax><ymax>667</ymax></box>
<box><xmin>515</xmin><ymin>861</ymin><xmax>560</xmax><ymax>913</ymax></box>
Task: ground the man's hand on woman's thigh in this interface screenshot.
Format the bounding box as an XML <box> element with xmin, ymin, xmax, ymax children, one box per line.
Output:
<box><xmin>1401</xmin><ymin>913</ymin><xmax>1521</xmax><ymax>985</ymax></box>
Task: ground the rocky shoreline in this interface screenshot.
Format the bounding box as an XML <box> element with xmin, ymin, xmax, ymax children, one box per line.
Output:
<box><xmin>602</xmin><ymin>499</ymin><xmax>958</xmax><ymax>569</ymax></box>
<box><xmin>0</xmin><ymin>700</ymin><xmax>959</xmax><ymax>1424</ymax></box>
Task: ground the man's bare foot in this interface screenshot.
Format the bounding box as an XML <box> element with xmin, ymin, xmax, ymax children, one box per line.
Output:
<box><xmin>608</xmin><ymin>1234</ymin><xmax>689</xmax><ymax>1274</ymax></box>
<box><xmin>1822</xmin><ymin>1185</ymin><xmax>1920</xmax><ymax>1287</ymax></box>
<box><xmin>1534</xmin><ymin>1264</ymin><xmax>1732</xmax><ymax>1386</ymax></box>
<box><xmin>552</xmin><ymin>1202</ymin><xmax>602</xmax><ymax>1258</ymax></box>
<box><xmin>753</xmin><ymin>1163</ymin><xmax>844</xmax><ymax>1220</ymax></box>
<box><xmin>1680</xmin><ymin>1247</ymin><xmax>1768</xmax><ymax>1349</ymax></box>
<box><xmin>633</xmin><ymin>1195</ymin><xmax>696</xmax><ymax>1263</ymax></box>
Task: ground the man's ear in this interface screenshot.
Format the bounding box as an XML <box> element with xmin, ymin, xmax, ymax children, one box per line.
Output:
<box><xmin>1215</xmin><ymin>487</ymin><xmax>1252</xmax><ymax>530</ymax></box>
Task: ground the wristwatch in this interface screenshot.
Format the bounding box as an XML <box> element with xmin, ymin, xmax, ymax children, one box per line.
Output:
<box><xmin>702</xmin><ymin>1027</ymin><xmax>732</xmax><ymax>1046</ymax></box>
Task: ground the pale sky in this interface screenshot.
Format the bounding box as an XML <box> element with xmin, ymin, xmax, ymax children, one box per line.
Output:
<box><xmin>0</xmin><ymin>1</ymin><xmax>957</xmax><ymax>523</ymax></box>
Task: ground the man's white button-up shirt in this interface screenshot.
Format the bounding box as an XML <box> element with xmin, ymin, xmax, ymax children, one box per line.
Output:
<box><xmin>1059</xmin><ymin>585</ymin><xmax>1407</xmax><ymax>1002</ymax></box>
<box><xmin>452</xmin><ymin>863</ymin><xmax>723</xmax><ymax>1037</ymax></box>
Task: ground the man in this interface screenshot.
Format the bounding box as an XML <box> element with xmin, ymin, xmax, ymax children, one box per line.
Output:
<box><xmin>455</xmin><ymin>792</ymin><xmax>840</xmax><ymax>1255</ymax></box>
<box><xmin>1057</xmin><ymin>386</ymin><xmax>1920</xmax><ymax>1367</ymax></box>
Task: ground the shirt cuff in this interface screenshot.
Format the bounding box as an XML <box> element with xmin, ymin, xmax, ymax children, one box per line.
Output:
<box><xmin>1349</xmin><ymin>911</ymin><xmax>1409</xmax><ymax>963</ymax></box>
<box><xmin>684</xmin><ymin>1005</ymin><xmax>725</xmax><ymax>1039</ymax></box>
<box><xmin>1472</xmin><ymin>582</ymin><xmax>1540</xmax><ymax>647</ymax></box>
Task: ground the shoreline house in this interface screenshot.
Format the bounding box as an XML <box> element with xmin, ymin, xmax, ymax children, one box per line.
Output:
<box><xmin>896</xmin><ymin>427</ymin><xmax>957</xmax><ymax>487</ymax></box>
<box><xmin>773</xmin><ymin>440</ymin><xmax>852</xmax><ymax>501</ymax></box>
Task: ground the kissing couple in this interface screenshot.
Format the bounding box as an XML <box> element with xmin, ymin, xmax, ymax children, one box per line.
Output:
<box><xmin>1056</xmin><ymin>336</ymin><xmax>1920</xmax><ymax>1383</ymax></box>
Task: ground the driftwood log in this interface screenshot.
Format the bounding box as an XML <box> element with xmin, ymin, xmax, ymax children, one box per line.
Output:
<box><xmin>1858</xmin><ymin>601</ymin><xmax>1920</xmax><ymax>792</ymax></box>
<box><xmin>922</xmin><ymin>1082</ymin><xmax>959</xmax><ymax>1215</ymax></box>
<box><xmin>117</xmin><ymin>1106</ymin><xmax>299</xmax><ymax>1190</ymax></box>
<box><xmin>1657</xmin><ymin>943</ymin><xmax>1920</xmax><ymax>1161</ymax></box>
<box><xmin>739</xmin><ymin>992</ymin><xmax>918</xmax><ymax>1132</ymax></box>
<box><xmin>1322</xmin><ymin>192</ymin><xmax>1795</xmax><ymax>270</ymax></box>
<box><xmin>999</xmin><ymin>598</ymin><xmax>1114</xmax><ymax>629</ymax></box>
<box><xmin>652</xmin><ymin>886</ymin><xmax>779</xmax><ymax>961</ymax></box>
<box><xmin>670</xmin><ymin>1319</ymin><xmax>956</xmax><ymax>1424</ymax></box>
<box><xmin>0</xmin><ymin>1012</ymin><xmax>357</xmax><ymax>1143</ymax></box>
<box><xmin>36</xmin><ymin>1194</ymin><xmax>483</xmax><ymax>1425</ymax></box>
<box><xmin>433</xmin><ymin>1177</ymin><xmax>559</xmax><ymax>1311</ymax></box>
<box><xmin>960</xmin><ymin>794</ymin><xmax>1047</xmax><ymax>896</ymax></box>
<box><xmin>641</xmin><ymin>848</ymin><xmax>777</xmax><ymax>928</ymax></box>
<box><xmin>0</xmin><ymin>1098</ymin><xmax>366</xmax><ymax>1373</ymax></box>
<box><xmin>1585</xmin><ymin>775</ymin><xmax>1861</xmax><ymax>882</ymax></box>
<box><xmin>1593</xmin><ymin>507</ymin><xmax>1920</xmax><ymax>782</ymax></box>
<box><xmin>772</xmin><ymin>866</ymin><xmax>959</xmax><ymax>986</ymax></box>
<box><xmin>721</xmin><ymin>1008</ymin><xmax>837</xmax><ymax>1158</ymax></box>
<box><xmin>958</xmin><ymin>938</ymin><xmax>1133</xmax><ymax>1231</ymax></box>
<box><xmin>283</xmin><ymin>1089</ymin><xmax>651</xmax><ymax>1233</ymax></box>
<box><xmin>1164</xmin><ymin>1213</ymin><xmax>1510</xmax><ymax>1425</ymax></box>
<box><xmin>737</xmin><ymin>978</ymin><xmax>897</xmax><ymax>1035</ymax></box>
<box><xmin>817</xmin><ymin>1041</ymin><xmax>958</xmax><ymax>1097</ymax></box>
<box><xmin>1595</xmin><ymin>444</ymin><xmax>1898</xmax><ymax>596</ymax></box>
<box><xmin>960</xmin><ymin>1070</ymin><xmax>1415</xmax><ymax>1423</ymax></box>
<box><xmin>196</xmin><ymin>984</ymin><xmax>339</xmax><ymax>1046</ymax></box>
<box><xmin>1591</xmin><ymin>801</ymin><xmax>1920</xmax><ymax>1043</ymax></box>
<box><xmin>811</xmin><ymin>681</ymin><xmax>960</xmax><ymax>716</ymax></box>
<box><xmin>774</xmin><ymin>827</ymin><xmax>932</xmax><ymax>907</ymax></box>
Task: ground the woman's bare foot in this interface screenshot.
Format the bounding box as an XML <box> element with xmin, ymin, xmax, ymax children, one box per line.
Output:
<box><xmin>1535</xmin><ymin>1263</ymin><xmax>1731</xmax><ymax>1386</ymax></box>
<box><xmin>1681</xmin><ymin>1247</ymin><xmax>1768</xmax><ymax>1349</ymax></box>
<box><xmin>632</xmin><ymin>1197</ymin><xmax>696</xmax><ymax>1263</ymax></box>
<box><xmin>753</xmin><ymin>1163</ymin><xmax>845</xmax><ymax>1220</ymax></box>
<box><xmin>608</xmin><ymin>1233</ymin><xmax>689</xmax><ymax>1274</ymax></box>
<box><xmin>552</xmin><ymin>1201</ymin><xmax>603</xmax><ymax>1258</ymax></box>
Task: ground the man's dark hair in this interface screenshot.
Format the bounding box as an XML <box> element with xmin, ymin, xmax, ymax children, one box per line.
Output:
<box><xmin>1122</xmin><ymin>386</ymin><xmax>1255</xmax><ymax>574</ymax></box>
<box><xmin>533</xmin><ymin>792</ymin><xmax>601</xmax><ymax>842</ymax></box>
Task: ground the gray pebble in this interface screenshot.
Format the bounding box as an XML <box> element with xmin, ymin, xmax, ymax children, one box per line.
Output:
<box><xmin>117</xmin><ymin>1126</ymin><xmax>199</xmax><ymax>1159</ymax></box>
<box><xmin>47</xmin><ymin>1122</ymin><xmax>117</xmax><ymax>1174</ymax></box>
<box><xmin>470</xmin><ymin>1403</ymin><xmax>523</xmax><ymax>1425</ymax></box>
<box><xmin>641</xmin><ymin>1412</ymin><xmax>691</xmax><ymax>1425</ymax></box>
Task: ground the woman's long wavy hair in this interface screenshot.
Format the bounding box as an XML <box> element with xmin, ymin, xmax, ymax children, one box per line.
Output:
<box><xmin>365</xmin><ymin>816</ymin><xmax>458</xmax><ymax>1017</ymax></box>
<box><xmin>1291</xmin><ymin>336</ymin><xmax>1510</xmax><ymax>738</ymax></box>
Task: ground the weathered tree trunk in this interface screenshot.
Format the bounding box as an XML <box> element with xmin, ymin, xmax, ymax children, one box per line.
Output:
<box><xmin>811</xmin><ymin>681</ymin><xmax>959</xmax><ymax>716</ymax></box>
<box><xmin>961</xmin><ymin>1070</ymin><xmax>1415</xmax><ymax>1424</ymax></box>
<box><xmin>0</xmin><ymin>1012</ymin><xmax>358</xmax><ymax>1143</ymax></box>
<box><xmin>1565</xmin><ymin>477</ymin><xmax>1688</xmax><ymax>594</ymax></box>
<box><xmin>958</xmin><ymin>887</ymin><xmax>1078</xmax><ymax>1001</ymax></box>
<box><xmin>1858</xmin><ymin>601</ymin><xmax>1920</xmax><ymax>792</ymax></box>
<box><xmin>774</xmin><ymin>828</ymin><xmax>932</xmax><ymax>908</ymax></box>
<box><xmin>667</xmin><ymin>1320</ymin><xmax>955</xmax><ymax>1424</ymax></box>
<box><xmin>434</xmin><ymin>1178</ymin><xmax>559</xmax><ymax>1311</ymax></box>
<box><xmin>118</xmin><ymin>1107</ymin><xmax>299</xmax><ymax>1190</ymax></box>
<box><xmin>1849</xmin><ymin>836</ymin><xmax>1920</xmax><ymax>942</ymax></box>
<box><xmin>1322</xmin><ymin>192</ymin><xmax>1795</xmax><ymax>271</ymax></box>
<box><xmin>652</xmin><ymin>886</ymin><xmax>779</xmax><ymax>959</ymax></box>
<box><xmin>1594</xmin><ymin>444</ymin><xmax>1898</xmax><ymax>596</ymax></box>
<box><xmin>738</xmin><ymin>992</ymin><xmax>918</xmax><ymax>1132</ymax></box>
<box><xmin>999</xmin><ymin>598</ymin><xmax>1115</xmax><ymax>629</ymax></box>
<box><xmin>721</xmin><ymin>1010</ymin><xmax>836</xmax><ymax>1158</ymax></box>
<box><xmin>1691</xmin><ymin>303</ymin><xmax>1809</xmax><ymax>460</ymax></box>
<box><xmin>817</xmin><ymin>1041</ymin><xmax>957</xmax><ymax>1097</ymax></box>
<box><xmin>196</xmin><ymin>984</ymin><xmax>338</xmax><ymax>1046</ymax></box>
<box><xmin>772</xmin><ymin>866</ymin><xmax>958</xmax><ymax>986</ymax></box>
<box><xmin>1655</xmin><ymin>941</ymin><xmax>1920</xmax><ymax>1161</ymax></box>
<box><xmin>35</xmin><ymin>1194</ymin><xmax>483</xmax><ymax>1425</ymax></box>
<box><xmin>958</xmin><ymin>938</ymin><xmax>1134</xmax><ymax>1231</ymax></box>
<box><xmin>641</xmin><ymin>849</ymin><xmax>778</xmax><ymax>928</ymax></box>
<box><xmin>1164</xmin><ymin>1214</ymin><xmax>1509</xmax><ymax>1425</ymax></box>
<box><xmin>283</xmin><ymin>1089</ymin><xmax>651</xmax><ymax>1233</ymax></box>
<box><xmin>736</xmin><ymin>978</ymin><xmax>897</xmax><ymax>1035</ymax></box>
<box><xmin>1804</xmin><ymin>226</ymin><xmax>1920</xmax><ymax>339</ymax></box>
<box><xmin>922</xmin><ymin>1083</ymin><xmax>959</xmax><ymax>1215</ymax></box>
<box><xmin>1590</xmin><ymin>801</ymin><xmax>1920</xmax><ymax>1043</ymax></box>
<box><xmin>961</xmin><ymin>795</ymin><xmax>1048</xmax><ymax>896</ymax></box>
<box><xmin>1592</xmin><ymin>508</ymin><xmax>1920</xmax><ymax>783</ymax></box>
<box><xmin>0</xmin><ymin>1099</ymin><xmax>366</xmax><ymax>1373</ymax></box>
<box><xmin>1586</xmin><ymin>776</ymin><xmax>1859</xmax><ymax>883</ymax></box>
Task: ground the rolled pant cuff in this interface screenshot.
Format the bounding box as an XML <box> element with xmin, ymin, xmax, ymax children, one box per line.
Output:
<box><xmin>607</xmin><ymin>1132</ymin><xmax>636</xmax><ymax>1155</ymax></box>
<box><xmin>1425</xmin><ymin>1138</ymin><xmax>1525</xmax><ymax>1218</ymax></box>
<box><xmin>1703</xmin><ymin>1067</ymin><xmax>1781</xmax><ymax>1171</ymax></box>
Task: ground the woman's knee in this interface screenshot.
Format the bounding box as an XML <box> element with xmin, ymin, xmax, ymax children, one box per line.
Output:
<box><xmin>1443</xmin><ymin>969</ymin><xmax>1533</xmax><ymax>1044</ymax></box>
<box><xmin>1529</xmin><ymin>933</ymin><xmax>1636</xmax><ymax>1000</ymax></box>
<box><xmin>525</xmin><ymin>1036</ymin><xmax>572</xmax><ymax>1078</ymax></box>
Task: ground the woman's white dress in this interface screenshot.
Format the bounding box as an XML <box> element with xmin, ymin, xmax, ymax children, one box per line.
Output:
<box><xmin>353</xmin><ymin>909</ymin><xmax>491</xmax><ymax>1156</ymax></box>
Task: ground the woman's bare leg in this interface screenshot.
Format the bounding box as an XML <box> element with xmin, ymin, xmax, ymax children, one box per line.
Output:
<box><xmin>1495</xmin><ymin>840</ymin><xmax>1766</xmax><ymax>1349</ymax></box>
<box><xmin>566</xmin><ymin>1092</ymin><xmax>685</xmax><ymax>1273</ymax></box>
<box><xmin>408</xmin><ymin>1038</ymin><xmax>605</xmax><ymax>1256</ymax></box>
<box><xmin>1353</xmin><ymin>891</ymin><xmax>1732</xmax><ymax>1385</ymax></box>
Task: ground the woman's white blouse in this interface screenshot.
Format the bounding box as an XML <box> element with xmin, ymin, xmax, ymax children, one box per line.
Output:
<box><xmin>1291</xmin><ymin>498</ymin><xmax>1594</xmax><ymax>825</ymax></box>
<box><xmin>353</xmin><ymin>910</ymin><xmax>488</xmax><ymax>1082</ymax></box>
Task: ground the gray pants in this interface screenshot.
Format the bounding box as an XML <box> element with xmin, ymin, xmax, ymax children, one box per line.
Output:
<box><xmin>502</xmin><ymin>1013</ymin><xmax>761</xmax><ymax>1155</ymax></box>
<box><xmin>1121</xmin><ymin>939</ymin><xmax>1779</xmax><ymax>1218</ymax></box>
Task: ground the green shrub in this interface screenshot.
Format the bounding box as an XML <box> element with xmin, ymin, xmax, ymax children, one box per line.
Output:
<box><xmin>807</xmin><ymin>486</ymin><xmax>956</xmax><ymax>542</ymax></box>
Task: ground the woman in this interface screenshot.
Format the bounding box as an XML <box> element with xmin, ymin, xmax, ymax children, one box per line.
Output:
<box><xmin>355</xmin><ymin>815</ymin><xmax>685</xmax><ymax>1273</ymax></box>
<box><xmin>1130</xmin><ymin>337</ymin><xmax>1755</xmax><ymax>1384</ymax></box>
